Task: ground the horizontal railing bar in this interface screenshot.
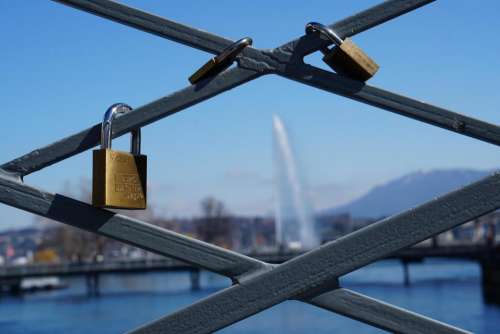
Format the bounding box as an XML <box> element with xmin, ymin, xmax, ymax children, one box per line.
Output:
<box><xmin>53</xmin><ymin>0</ymin><xmax>231</xmax><ymax>54</ymax></box>
<box><xmin>131</xmin><ymin>172</ymin><xmax>500</xmax><ymax>334</ymax></box>
<box><xmin>279</xmin><ymin>64</ymin><xmax>500</xmax><ymax>147</ymax></box>
<box><xmin>0</xmin><ymin>172</ymin><xmax>464</xmax><ymax>333</ymax></box>
<box><xmin>1</xmin><ymin>67</ymin><xmax>260</xmax><ymax>177</ymax></box>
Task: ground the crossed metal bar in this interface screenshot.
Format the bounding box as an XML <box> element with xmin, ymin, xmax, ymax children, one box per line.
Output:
<box><xmin>1</xmin><ymin>0</ymin><xmax>499</xmax><ymax>333</ymax></box>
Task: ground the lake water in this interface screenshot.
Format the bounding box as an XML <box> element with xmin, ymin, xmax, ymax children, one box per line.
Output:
<box><xmin>1</xmin><ymin>259</ymin><xmax>499</xmax><ymax>333</ymax></box>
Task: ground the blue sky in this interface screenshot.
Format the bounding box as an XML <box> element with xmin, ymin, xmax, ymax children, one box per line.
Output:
<box><xmin>1</xmin><ymin>0</ymin><xmax>499</xmax><ymax>230</ymax></box>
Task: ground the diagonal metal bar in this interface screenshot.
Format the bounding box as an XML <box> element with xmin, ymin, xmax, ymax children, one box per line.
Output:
<box><xmin>311</xmin><ymin>288</ymin><xmax>470</xmax><ymax>334</ymax></box>
<box><xmin>2</xmin><ymin>1</ymin><xmax>493</xmax><ymax>333</ymax></box>
<box><xmin>130</xmin><ymin>172</ymin><xmax>500</xmax><ymax>334</ymax></box>
<box><xmin>277</xmin><ymin>64</ymin><xmax>500</xmax><ymax>146</ymax></box>
<box><xmin>327</xmin><ymin>0</ymin><xmax>436</xmax><ymax>41</ymax></box>
<box><xmin>53</xmin><ymin>0</ymin><xmax>231</xmax><ymax>54</ymax></box>
<box><xmin>0</xmin><ymin>173</ymin><xmax>266</xmax><ymax>278</ymax></box>
<box><xmin>0</xmin><ymin>172</ymin><xmax>467</xmax><ymax>334</ymax></box>
<box><xmin>2</xmin><ymin>0</ymin><xmax>434</xmax><ymax>177</ymax></box>
<box><xmin>266</xmin><ymin>0</ymin><xmax>436</xmax><ymax>61</ymax></box>
<box><xmin>7</xmin><ymin>0</ymin><xmax>497</xmax><ymax>182</ymax></box>
<box><xmin>60</xmin><ymin>0</ymin><xmax>498</xmax><ymax>148</ymax></box>
<box><xmin>54</xmin><ymin>0</ymin><xmax>435</xmax><ymax>57</ymax></box>
<box><xmin>1</xmin><ymin>67</ymin><xmax>260</xmax><ymax>177</ymax></box>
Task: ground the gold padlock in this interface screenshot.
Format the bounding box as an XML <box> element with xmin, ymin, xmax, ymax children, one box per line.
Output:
<box><xmin>189</xmin><ymin>37</ymin><xmax>252</xmax><ymax>84</ymax></box>
<box><xmin>92</xmin><ymin>103</ymin><xmax>147</xmax><ymax>209</ymax></box>
<box><xmin>305</xmin><ymin>22</ymin><xmax>379</xmax><ymax>82</ymax></box>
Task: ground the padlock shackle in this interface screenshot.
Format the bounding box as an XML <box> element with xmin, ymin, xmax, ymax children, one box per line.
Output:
<box><xmin>130</xmin><ymin>128</ymin><xmax>141</xmax><ymax>155</ymax></box>
<box><xmin>215</xmin><ymin>37</ymin><xmax>253</xmax><ymax>63</ymax></box>
<box><xmin>305</xmin><ymin>22</ymin><xmax>343</xmax><ymax>46</ymax></box>
<box><xmin>101</xmin><ymin>103</ymin><xmax>141</xmax><ymax>155</ymax></box>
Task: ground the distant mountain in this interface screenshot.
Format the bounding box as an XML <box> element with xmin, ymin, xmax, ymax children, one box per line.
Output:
<box><xmin>326</xmin><ymin>169</ymin><xmax>492</xmax><ymax>218</ymax></box>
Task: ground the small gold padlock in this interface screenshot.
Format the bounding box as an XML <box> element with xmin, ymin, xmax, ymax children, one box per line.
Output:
<box><xmin>189</xmin><ymin>37</ymin><xmax>252</xmax><ymax>84</ymax></box>
<box><xmin>92</xmin><ymin>103</ymin><xmax>147</xmax><ymax>209</ymax></box>
<box><xmin>305</xmin><ymin>22</ymin><xmax>379</xmax><ymax>82</ymax></box>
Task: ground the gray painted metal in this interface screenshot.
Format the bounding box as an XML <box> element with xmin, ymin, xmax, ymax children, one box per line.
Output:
<box><xmin>0</xmin><ymin>0</ymin><xmax>497</xmax><ymax>333</ymax></box>
<box><xmin>4</xmin><ymin>0</ymin><xmax>499</xmax><ymax>178</ymax></box>
<box><xmin>312</xmin><ymin>289</ymin><xmax>470</xmax><ymax>334</ymax></box>
<box><xmin>278</xmin><ymin>65</ymin><xmax>500</xmax><ymax>146</ymax></box>
<box><xmin>0</xmin><ymin>173</ymin><xmax>266</xmax><ymax>279</ymax></box>
<box><xmin>0</xmin><ymin>67</ymin><xmax>261</xmax><ymax>177</ymax></box>
<box><xmin>53</xmin><ymin>0</ymin><xmax>233</xmax><ymax>55</ymax></box>
<box><xmin>8</xmin><ymin>1</ymin><xmax>485</xmax><ymax>177</ymax></box>
<box><xmin>130</xmin><ymin>172</ymin><xmax>500</xmax><ymax>334</ymax></box>
<box><xmin>0</xmin><ymin>171</ymin><xmax>477</xmax><ymax>334</ymax></box>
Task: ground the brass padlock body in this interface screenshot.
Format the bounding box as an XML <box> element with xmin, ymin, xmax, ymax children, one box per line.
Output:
<box><xmin>92</xmin><ymin>149</ymin><xmax>147</xmax><ymax>209</ymax></box>
<box><xmin>188</xmin><ymin>57</ymin><xmax>233</xmax><ymax>84</ymax></box>
<box><xmin>323</xmin><ymin>38</ymin><xmax>379</xmax><ymax>81</ymax></box>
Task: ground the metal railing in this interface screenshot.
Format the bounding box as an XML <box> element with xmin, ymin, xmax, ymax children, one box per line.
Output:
<box><xmin>1</xmin><ymin>0</ymin><xmax>499</xmax><ymax>333</ymax></box>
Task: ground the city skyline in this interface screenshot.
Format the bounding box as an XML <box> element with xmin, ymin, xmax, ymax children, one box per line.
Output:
<box><xmin>2</xmin><ymin>0</ymin><xmax>500</xmax><ymax>230</ymax></box>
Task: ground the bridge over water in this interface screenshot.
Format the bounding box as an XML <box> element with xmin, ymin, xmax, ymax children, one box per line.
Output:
<box><xmin>1</xmin><ymin>243</ymin><xmax>499</xmax><ymax>301</ymax></box>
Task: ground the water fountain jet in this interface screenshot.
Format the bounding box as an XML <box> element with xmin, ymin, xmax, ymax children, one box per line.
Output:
<box><xmin>272</xmin><ymin>114</ymin><xmax>318</xmax><ymax>250</ymax></box>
